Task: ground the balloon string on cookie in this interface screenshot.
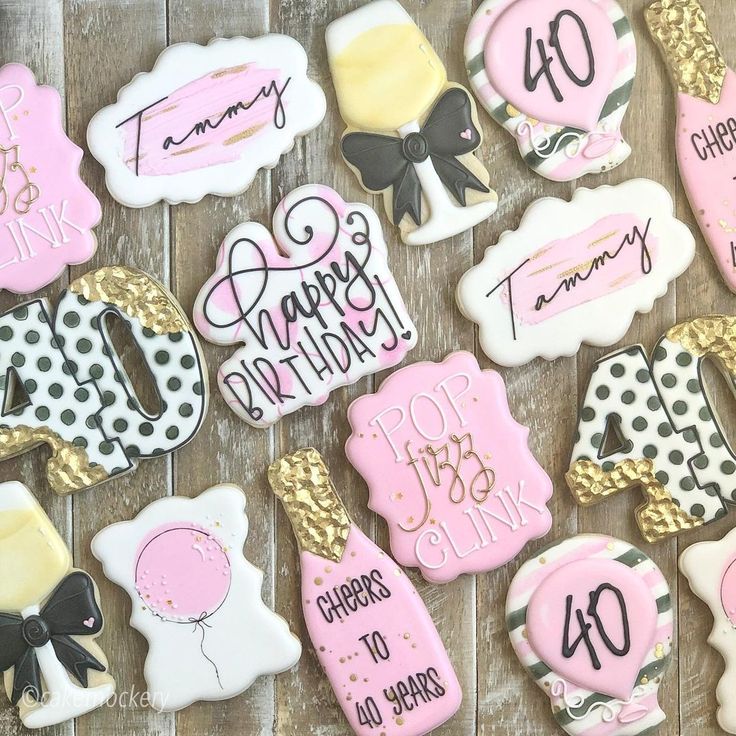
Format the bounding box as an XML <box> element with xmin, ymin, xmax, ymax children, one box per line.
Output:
<box><xmin>188</xmin><ymin>613</ymin><xmax>223</xmax><ymax>690</ymax></box>
<box><xmin>551</xmin><ymin>679</ymin><xmax>647</xmax><ymax>723</ymax></box>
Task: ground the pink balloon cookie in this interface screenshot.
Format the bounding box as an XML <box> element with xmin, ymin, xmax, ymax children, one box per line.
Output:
<box><xmin>91</xmin><ymin>484</ymin><xmax>302</xmax><ymax>712</ymax></box>
<box><xmin>646</xmin><ymin>0</ymin><xmax>736</xmax><ymax>293</ymax></box>
<box><xmin>194</xmin><ymin>184</ymin><xmax>416</xmax><ymax>427</ymax></box>
<box><xmin>508</xmin><ymin>535</ymin><xmax>673</xmax><ymax>735</ymax></box>
<box><xmin>346</xmin><ymin>352</ymin><xmax>552</xmax><ymax>583</ymax></box>
<box><xmin>0</xmin><ymin>64</ymin><xmax>101</xmax><ymax>293</ymax></box>
<box><xmin>269</xmin><ymin>448</ymin><xmax>462</xmax><ymax>736</ymax></box>
<box><xmin>465</xmin><ymin>0</ymin><xmax>636</xmax><ymax>181</ymax></box>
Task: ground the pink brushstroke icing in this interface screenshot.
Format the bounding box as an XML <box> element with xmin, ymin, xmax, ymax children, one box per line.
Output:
<box><xmin>118</xmin><ymin>64</ymin><xmax>288</xmax><ymax>176</ymax></box>
<box><xmin>0</xmin><ymin>63</ymin><xmax>100</xmax><ymax>293</ymax></box>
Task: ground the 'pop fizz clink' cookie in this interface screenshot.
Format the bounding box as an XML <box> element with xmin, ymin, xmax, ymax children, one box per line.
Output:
<box><xmin>346</xmin><ymin>352</ymin><xmax>552</xmax><ymax>583</ymax></box>
<box><xmin>0</xmin><ymin>266</ymin><xmax>207</xmax><ymax>495</ymax></box>
<box><xmin>568</xmin><ymin>316</ymin><xmax>736</xmax><ymax>542</ymax></box>
<box><xmin>457</xmin><ymin>179</ymin><xmax>695</xmax><ymax>366</ymax></box>
<box><xmin>194</xmin><ymin>184</ymin><xmax>416</xmax><ymax>427</ymax></box>
<box><xmin>87</xmin><ymin>35</ymin><xmax>326</xmax><ymax>207</ymax></box>
<box><xmin>0</xmin><ymin>482</ymin><xmax>115</xmax><ymax>729</ymax></box>
<box><xmin>269</xmin><ymin>448</ymin><xmax>462</xmax><ymax>736</ymax></box>
<box><xmin>0</xmin><ymin>63</ymin><xmax>101</xmax><ymax>292</ymax></box>
<box><xmin>465</xmin><ymin>0</ymin><xmax>636</xmax><ymax>181</ymax></box>
<box><xmin>327</xmin><ymin>0</ymin><xmax>498</xmax><ymax>245</ymax></box>
<box><xmin>508</xmin><ymin>534</ymin><xmax>673</xmax><ymax>736</ymax></box>
<box><xmin>91</xmin><ymin>484</ymin><xmax>302</xmax><ymax>712</ymax></box>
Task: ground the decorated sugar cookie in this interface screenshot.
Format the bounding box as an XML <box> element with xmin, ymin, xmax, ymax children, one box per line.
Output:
<box><xmin>326</xmin><ymin>0</ymin><xmax>498</xmax><ymax>246</ymax></box>
<box><xmin>87</xmin><ymin>35</ymin><xmax>326</xmax><ymax>207</ymax></box>
<box><xmin>507</xmin><ymin>534</ymin><xmax>673</xmax><ymax>736</ymax></box>
<box><xmin>457</xmin><ymin>180</ymin><xmax>695</xmax><ymax>366</ymax></box>
<box><xmin>680</xmin><ymin>528</ymin><xmax>736</xmax><ymax>734</ymax></box>
<box><xmin>269</xmin><ymin>448</ymin><xmax>462</xmax><ymax>736</ymax></box>
<box><xmin>194</xmin><ymin>184</ymin><xmax>416</xmax><ymax>428</ymax></box>
<box><xmin>465</xmin><ymin>0</ymin><xmax>636</xmax><ymax>181</ymax></box>
<box><xmin>0</xmin><ymin>64</ymin><xmax>101</xmax><ymax>292</ymax></box>
<box><xmin>91</xmin><ymin>484</ymin><xmax>301</xmax><ymax>712</ymax></box>
<box><xmin>0</xmin><ymin>265</ymin><xmax>207</xmax><ymax>495</ymax></box>
<box><xmin>0</xmin><ymin>482</ymin><xmax>115</xmax><ymax>728</ymax></box>
<box><xmin>346</xmin><ymin>352</ymin><xmax>552</xmax><ymax>583</ymax></box>
<box><xmin>568</xmin><ymin>315</ymin><xmax>736</xmax><ymax>543</ymax></box>
<box><xmin>646</xmin><ymin>0</ymin><xmax>736</xmax><ymax>293</ymax></box>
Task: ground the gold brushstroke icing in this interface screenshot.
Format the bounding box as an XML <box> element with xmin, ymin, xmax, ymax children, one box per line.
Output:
<box><xmin>268</xmin><ymin>448</ymin><xmax>351</xmax><ymax>563</ymax></box>
<box><xmin>566</xmin><ymin>458</ymin><xmax>703</xmax><ymax>543</ymax></box>
<box><xmin>0</xmin><ymin>425</ymin><xmax>108</xmax><ymax>495</ymax></box>
<box><xmin>666</xmin><ymin>315</ymin><xmax>736</xmax><ymax>372</ymax></box>
<box><xmin>70</xmin><ymin>266</ymin><xmax>189</xmax><ymax>335</ymax></box>
<box><xmin>646</xmin><ymin>0</ymin><xmax>726</xmax><ymax>103</ymax></box>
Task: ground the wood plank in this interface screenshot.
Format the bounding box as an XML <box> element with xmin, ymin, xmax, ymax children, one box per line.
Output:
<box><xmin>0</xmin><ymin>2</ymin><xmax>70</xmax><ymax>735</ymax></box>
<box><xmin>165</xmin><ymin>2</ymin><xmax>277</xmax><ymax>734</ymax></box>
<box><xmin>63</xmin><ymin>2</ymin><xmax>172</xmax><ymax>736</ymax></box>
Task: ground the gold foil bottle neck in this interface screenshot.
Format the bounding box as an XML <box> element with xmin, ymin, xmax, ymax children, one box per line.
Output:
<box><xmin>268</xmin><ymin>448</ymin><xmax>351</xmax><ymax>563</ymax></box>
<box><xmin>646</xmin><ymin>0</ymin><xmax>727</xmax><ymax>104</ymax></box>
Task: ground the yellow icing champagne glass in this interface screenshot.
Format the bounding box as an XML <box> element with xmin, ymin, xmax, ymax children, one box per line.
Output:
<box><xmin>0</xmin><ymin>483</ymin><xmax>114</xmax><ymax>727</ymax></box>
<box><xmin>327</xmin><ymin>0</ymin><xmax>497</xmax><ymax>245</ymax></box>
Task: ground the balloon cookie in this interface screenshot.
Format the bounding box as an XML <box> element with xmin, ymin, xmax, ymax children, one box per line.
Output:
<box><xmin>269</xmin><ymin>448</ymin><xmax>462</xmax><ymax>736</ymax></box>
<box><xmin>0</xmin><ymin>482</ymin><xmax>115</xmax><ymax>728</ymax></box>
<box><xmin>457</xmin><ymin>179</ymin><xmax>695</xmax><ymax>366</ymax></box>
<box><xmin>91</xmin><ymin>484</ymin><xmax>301</xmax><ymax>712</ymax></box>
<box><xmin>0</xmin><ymin>63</ymin><xmax>101</xmax><ymax>293</ymax></box>
<box><xmin>194</xmin><ymin>184</ymin><xmax>416</xmax><ymax>428</ymax></box>
<box><xmin>680</xmin><ymin>527</ymin><xmax>736</xmax><ymax>734</ymax></box>
<box><xmin>465</xmin><ymin>0</ymin><xmax>636</xmax><ymax>181</ymax></box>
<box><xmin>567</xmin><ymin>315</ymin><xmax>736</xmax><ymax>543</ymax></box>
<box><xmin>87</xmin><ymin>35</ymin><xmax>326</xmax><ymax>207</ymax></box>
<box><xmin>507</xmin><ymin>534</ymin><xmax>673</xmax><ymax>736</ymax></box>
<box><xmin>346</xmin><ymin>352</ymin><xmax>552</xmax><ymax>583</ymax></box>
<box><xmin>0</xmin><ymin>265</ymin><xmax>207</xmax><ymax>495</ymax></box>
<box><xmin>326</xmin><ymin>0</ymin><xmax>498</xmax><ymax>245</ymax></box>
<box><xmin>646</xmin><ymin>0</ymin><xmax>736</xmax><ymax>293</ymax></box>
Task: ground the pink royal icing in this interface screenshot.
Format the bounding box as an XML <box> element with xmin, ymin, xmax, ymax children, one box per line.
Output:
<box><xmin>301</xmin><ymin>524</ymin><xmax>462</xmax><ymax>735</ymax></box>
<box><xmin>676</xmin><ymin>70</ymin><xmax>736</xmax><ymax>291</ymax></box>
<box><xmin>346</xmin><ymin>352</ymin><xmax>553</xmax><ymax>583</ymax></box>
<box><xmin>0</xmin><ymin>64</ymin><xmax>100</xmax><ymax>293</ymax></box>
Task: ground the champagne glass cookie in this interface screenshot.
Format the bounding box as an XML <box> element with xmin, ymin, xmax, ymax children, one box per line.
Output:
<box><xmin>327</xmin><ymin>0</ymin><xmax>498</xmax><ymax>245</ymax></box>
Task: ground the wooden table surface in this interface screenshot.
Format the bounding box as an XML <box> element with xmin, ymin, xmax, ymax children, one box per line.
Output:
<box><xmin>0</xmin><ymin>0</ymin><xmax>734</xmax><ymax>734</ymax></box>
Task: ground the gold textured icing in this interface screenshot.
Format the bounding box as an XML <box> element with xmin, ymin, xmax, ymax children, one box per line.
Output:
<box><xmin>0</xmin><ymin>425</ymin><xmax>108</xmax><ymax>495</ymax></box>
<box><xmin>666</xmin><ymin>315</ymin><xmax>736</xmax><ymax>372</ymax></box>
<box><xmin>70</xmin><ymin>266</ymin><xmax>189</xmax><ymax>335</ymax></box>
<box><xmin>268</xmin><ymin>448</ymin><xmax>351</xmax><ymax>563</ymax></box>
<box><xmin>566</xmin><ymin>458</ymin><xmax>703</xmax><ymax>543</ymax></box>
<box><xmin>646</xmin><ymin>0</ymin><xmax>726</xmax><ymax>103</ymax></box>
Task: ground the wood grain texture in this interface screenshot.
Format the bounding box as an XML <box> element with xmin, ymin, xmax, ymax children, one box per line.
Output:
<box><xmin>0</xmin><ymin>0</ymin><xmax>734</xmax><ymax>734</ymax></box>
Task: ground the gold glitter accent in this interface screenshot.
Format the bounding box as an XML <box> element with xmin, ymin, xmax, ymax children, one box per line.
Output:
<box><xmin>641</xmin><ymin>675</ymin><xmax>649</xmax><ymax>685</ymax></box>
<box><xmin>70</xmin><ymin>266</ymin><xmax>190</xmax><ymax>335</ymax></box>
<box><xmin>211</xmin><ymin>64</ymin><xmax>249</xmax><ymax>78</ymax></box>
<box><xmin>667</xmin><ymin>315</ymin><xmax>736</xmax><ymax>372</ymax></box>
<box><xmin>655</xmin><ymin>643</ymin><xmax>665</xmax><ymax>659</ymax></box>
<box><xmin>506</xmin><ymin>104</ymin><xmax>520</xmax><ymax>118</ymax></box>
<box><xmin>646</xmin><ymin>0</ymin><xmax>726</xmax><ymax>103</ymax></box>
<box><xmin>268</xmin><ymin>448</ymin><xmax>351</xmax><ymax>563</ymax></box>
<box><xmin>350</xmin><ymin>674</ymin><xmax>357</xmax><ymax>682</ymax></box>
<box><xmin>566</xmin><ymin>458</ymin><xmax>704</xmax><ymax>543</ymax></box>
<box><xmin>170</xmin><ymin>144</ymin><xmax>207</xmax><ymax>156</ymax></box>
<box><xmin>0</xmin><ymin>425</ymin><xmax>108</xmax><ymax>495</ymax></box>
<box><xmin>314</xmin><ymin>577</ymin><xmax>323</xmax><ymax>586</ymax></box>
<box><xmin>224</xmin><ymin>123</ymin><xmax>266</xmax><ymax>146</ymax></box>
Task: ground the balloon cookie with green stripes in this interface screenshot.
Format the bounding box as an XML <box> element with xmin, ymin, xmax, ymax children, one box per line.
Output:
<box><xmin>507</xmin><ymin>535</ymin><xmax>673</xmax><ymax>736</ymax></box>
<box><xmin>0</xmin><ymin>265</ymin><xmax>208</xmax><ymax>495</ymax></box>
<box><xmin>465</xmin><ymin>0</ymin><xmax>636</xmax><ymax>181</ymax></box>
